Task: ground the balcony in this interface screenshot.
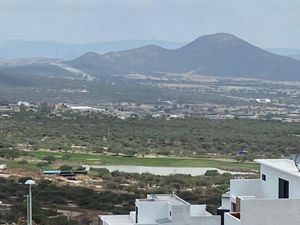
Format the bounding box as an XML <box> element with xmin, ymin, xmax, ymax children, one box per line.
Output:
<box><xmin>224</xmin><ymin>213</ymin><xmax>241</xmax><ymax>225</ymax></box>
<box><xmin>230</xmin><ymin>212</ymin><xmax>240</xmax><ymax>220</ymax></box>
<box><xmin>230</xmin><ymin>179</ymin><xmax>262</xmax><ymax>202</ymax></box>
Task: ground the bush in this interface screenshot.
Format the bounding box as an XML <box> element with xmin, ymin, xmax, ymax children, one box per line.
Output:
<box><xmin>18</xmin><ymin>177</ymin><xmax>33</xmax><ymax>184</ymax></box>
<box><xmin>204</xmin><ymin>170</ymin><xmax>220</xmax><ymax>177</ymax></box>
<box><xmin>59</xmin><ymin>165</ymin><xmax>73</xmax><ymax>171</ymax></box>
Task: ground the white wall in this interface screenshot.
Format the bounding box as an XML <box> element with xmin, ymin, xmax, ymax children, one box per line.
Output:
<box><xmin>190</xmin><ymin>205</ymin><xmax>208</xmax><ymax>216</ymax></box>
<box><xmin>191</xmin><ymin>216</ymin><xmax>220</xmax><ymax>225</ymax></box>
<box><xmin>171</xmin><ymin>205</ymin><xmax>191</xmax><ymax>224</ymax></box>
<box><xmin>135</xmin><ymin>200</ymin><xmax>169</xmax><ymax>224</ymax></box>
<box><xmin>260</xmin><ymin>165</ymin><xmax>300</xmax><ymax>199</ymax></box>
<box><xmin>241</xmin><ymin>198</ymin><xmax>300</xmax><ymax>225</ymax></box>
<box><xmin>221</xmin><ymin>196</ymin><xmax>231</xmax><ymax>210</ymax></box>
<box><xmin>224</xmin><ymin>213</ymin><xmax>241</xmax><ymax>225</ymax></box>
<box><xmin>230</xmin><ymin>179</ymin><xmax>262</xmax><ymax>203</ymax></box>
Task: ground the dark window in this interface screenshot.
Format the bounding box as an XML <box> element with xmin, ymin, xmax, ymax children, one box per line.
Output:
<box><xmin>135</xmin><ymin>207</ymin><xmax>138</xmax><ymax>223</ymax></box>
<box><xmin>170</xmin><ymin>211</ymin><xmax>172</xmax><ymax>217</ymax></box>
<box><xmin>231</xmin><ymin>202</ymin><xmax>236</xmax><ymax>212</ymax></box>
<box><xmin>278</xmin><ymin>178</ymin><xmax>289</xmax><ymax>199</ymax></box>
<box><xmin>262</xmin><ymin>174</ymin><xmax>266</xmax><ymax>181</ymax></box>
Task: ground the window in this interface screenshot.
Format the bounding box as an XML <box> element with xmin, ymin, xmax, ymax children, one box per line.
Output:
<box><xmin>170</xmin><ymin>211</ymin><xmax>172</xmax><ymax>217</ymax></box>
<box><xmin>231</xmin><ymin>202</ymin><xmax>236</xmax><ymax>212</ymax></box>
<box><xmin>262</xmin><ymin>174</ymin><xmax>266</xmax><ymax>181</ymax></box>
<box><xmin>278</xmin><ymin>178</ymin><xmax>289</xmax><ymax>199</ymax></box>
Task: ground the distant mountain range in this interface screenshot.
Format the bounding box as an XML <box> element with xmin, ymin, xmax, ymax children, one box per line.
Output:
<box><xmin>292</xmin><ymin>55</ymin><xmax>300</xmax><ymax>61</ymax></box>
<box><xmin>0</xmin><ymin>40</ymin><xmax>184</xmax><ymax>60</ymax></box>
<box><xmin>266</xmin><ymin>48</ymin><xmax>300</xmax><ymax>56</ymax></box>
<box><xmin>267</xmin><ymin>48</ymin><xmax>300</xmax><ymax>61</ymax></box>
<box><xmin>65</xmin><ymin>33</ymin><xmax>300</xmax><ymax>81</ymax></box>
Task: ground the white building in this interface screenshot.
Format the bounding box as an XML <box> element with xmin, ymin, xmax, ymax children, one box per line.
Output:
<box><xmin>99</xmin><ymin>194</ymin><xmax>220</xmax><ymax>225</ymax></box>
<box><xmin>0</xmin><ymin>164</ymin><xmax>6</xmax><ymax>170</ymax></box>
<box><xmin>224</xmin><ymin>158</ymin><xmax>300</xmax><ymax>225</ymax></box>
<box><xmin>255</xmin><ymin>98</ymin><xmax>271</xmax><ymax>104</ymax></box>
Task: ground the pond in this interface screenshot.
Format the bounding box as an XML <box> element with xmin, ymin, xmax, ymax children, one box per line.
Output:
<box><xmin>83</xmin><ymin>165</ymin><xmax>248</xmax><ymax>176</ymax></box>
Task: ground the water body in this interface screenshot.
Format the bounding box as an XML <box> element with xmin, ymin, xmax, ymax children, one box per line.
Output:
<box><xmin>84</xmin><ymin>165</ymin><xmax>247</xmax><ymax>176</ymax></box>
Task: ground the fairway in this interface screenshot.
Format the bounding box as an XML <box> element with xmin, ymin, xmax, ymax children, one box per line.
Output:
<box><xmin>31</xmin><ymin>151</ymin><xmax>259</xmax><ymax>171</ymax></box>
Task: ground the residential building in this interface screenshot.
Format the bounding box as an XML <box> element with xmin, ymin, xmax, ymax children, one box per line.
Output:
<box><xmin>99</xmin><ymin>194</ymin><xmax>220</xmax><ymax>225</ymax></box>
<box><xmin>224</xmin><ymin>158</ymin><xmax>300</xmax><ymax>225</ymax></box>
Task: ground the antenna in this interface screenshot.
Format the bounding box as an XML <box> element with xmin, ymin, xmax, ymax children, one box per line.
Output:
<box><xmin>292</xmin><ymin>154</ymin><xmax>300</xmax><ymax>172</ymax></box>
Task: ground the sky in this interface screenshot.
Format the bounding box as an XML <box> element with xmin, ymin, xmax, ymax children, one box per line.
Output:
<box><xmin>0</xmin><ymin>0</ymin><xmax>300</xmax><ymax>48</ymax></box>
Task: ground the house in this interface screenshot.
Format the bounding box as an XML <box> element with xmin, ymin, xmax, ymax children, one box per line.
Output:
<box><xmin>224</xmin><ymin>158</ymin><xmax>300</xmax><ymax>225</ymax></box>
<box><xmin>255</xmin><ymin>98</ymin><xmax>271</xmax><ymax>104</ymax></box>
<box><xmin>99</xmin><ymin>194</ymin><xmax>220</xmax><ymax>225</ymax></box>
<box><xmin>0</xmin><ymin>164</ymin><xmax>6</xmax><ymax>170</ymax></box>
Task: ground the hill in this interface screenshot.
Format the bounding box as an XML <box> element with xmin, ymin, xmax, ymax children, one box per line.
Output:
<box><xmin>66</xmin><ymin>33</ymin><xmax>300</xmax><ymax>81</ymax></box>
<box><xmin>290</xmin><ymin>55</ymin><xmax>300</xmax><ymax>61</ymax></box>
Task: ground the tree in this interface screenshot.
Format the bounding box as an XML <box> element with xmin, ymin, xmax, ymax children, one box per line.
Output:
<box><xmin>36</xmin><ymin>162</ymin><xmax>49</xmax><ymax>168</ymax></box>
<box><xmin>42</xmin><ymin>156</ymin><xmax>56</xmax><ymax>164</ymax></box>
<box><xmin>0</xmin><ymin>149</ymin><xmax>22</xmax><ymax>160</ymax></box>
<box><xmin>59</xmin><ymin>165</ymin><xmax>73</xmax><ymax>171</ymax></box>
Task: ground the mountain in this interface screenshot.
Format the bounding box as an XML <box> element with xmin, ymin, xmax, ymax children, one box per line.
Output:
<box><xmin>266</xmin><ymin>48</ymin><xmax>300</xmax><ymax>56</ymax></box>
<box><xmin>0</xmin><ymin>40</ymin><xmax>184</xmax><ymax>60</ymax></box>
<box><xmin>266</xmin><ymin>48</ymin><xmax>300</xmax><ymax>61</ymax></box>
<box><xmin>65</xmin><ymin>33</ymin><xmax>300</xmax><ymax>81</ymax></box>
<box><xmin>292</xmin><ymin>55</ymin><xmax>300</xmax><ymax>61</ymax></box>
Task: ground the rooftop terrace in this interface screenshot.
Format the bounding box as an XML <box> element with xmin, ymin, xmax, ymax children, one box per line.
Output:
<box><xmin>137</xmin><ymin>194</ymin><xmax>189</xmax><ymax>205</ymax></box>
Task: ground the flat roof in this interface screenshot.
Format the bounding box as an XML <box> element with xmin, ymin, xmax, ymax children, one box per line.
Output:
<box><xmin>99</xmin><ymin>215</ymin><xmax>133</xmax><ymax>225</ymax></box>
<box><xmin>255</xmin><ymin>159</ymin><xmax>300</xmax><ymax>177</ymax></box>
<box><xmin>138</xmin><ymin>194</ymin><xmax>189</xmax><ymax>205</ymax></box>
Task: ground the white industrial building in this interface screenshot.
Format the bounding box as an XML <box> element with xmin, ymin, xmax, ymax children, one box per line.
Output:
<box><xmin>99</xmin><ymin>194</ymin><xmax>220</xmax><ymax>225</ymax></box>
<box><xmin>224</xmin><ymin>158</ymin><xmax>300</xmax><ymax>225</ymax></box>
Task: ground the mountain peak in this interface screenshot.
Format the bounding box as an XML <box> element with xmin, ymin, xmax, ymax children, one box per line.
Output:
<box><xmin>82</xmin><ymin>52</ymin><xmax>101</xmax><ymax>58</ymax></box>
<box><xmin>66</xmin><ymin>33</ymin><xmax>300</xmax><ymax>81</ymax></box>
<box><xmin>207</xmin><ymin>32</ymin><xmax>239</xmax><ymax>40</ymax></box>
<box><xmin>192</xmin><ymin>33</ymin><xmax>242</xmax><ymax>45</ymax></box>
<box><xmin>131</xmin><ymin>44</ymin><xmax>165</xmax><ymax>52</ymax></box>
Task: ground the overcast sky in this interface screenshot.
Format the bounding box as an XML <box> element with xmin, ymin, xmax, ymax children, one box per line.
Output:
<box><xmin>0</xmin><ymin>0</ymin><xmax>300</xmax><ymax>48</ymax></box>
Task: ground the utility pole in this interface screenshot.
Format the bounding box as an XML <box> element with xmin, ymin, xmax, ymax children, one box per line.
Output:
<box><xmin>26</xmin><ymin>195</ymin><xmax>29</xmax><ymax>225</ymax></box>
<box><xmin>23</xmin><ymin>195</ymin><xmax>29</xmax><ymax>225</ymax></box>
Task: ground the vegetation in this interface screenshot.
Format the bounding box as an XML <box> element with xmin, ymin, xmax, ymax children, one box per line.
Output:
<box><xmin>0</xmin><ymin>168</ymin><xmax>251</xmax><ymax>225</ymax></box>
<box><xmin>31</xmin><ymin>151</ymin><xmax>258</xmax><ymax>170</ymax></box>
<box><xmin>1</xmin><ymin>111</ymin><xmax>300</xmax><ymax>160</ymax></box>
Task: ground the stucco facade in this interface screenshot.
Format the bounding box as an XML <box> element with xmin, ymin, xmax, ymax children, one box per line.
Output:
<box><xmin>225</xmin><ymin>159</ymin><xmax>300</xmax><ymax>225</ymax></box>
<box><xmin>99</xmin><ymin>194</ymin><xmax>220</xmax><ymax>225</ymax></box>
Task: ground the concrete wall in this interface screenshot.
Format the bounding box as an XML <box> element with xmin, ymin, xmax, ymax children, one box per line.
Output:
<box><xmin>230</xmin><ymin>179</ymin><xmax>262</xmax><ymax>203</ymax></box>
<box><xmin>221</xmin><ymin>196</ymin><xmax>230</xmax><ymax>210</ymax></box>
<box><xmin>171</xmin><ymin>205</ymin><xmax>191</xmax><ymax>224</ymax></box>
<box><xmin>191</xmin><ymin>216</ymin><xmax>220</xmax><ymax>225</ymax></box>
<box><xmin>224</xmin><ymin>213</ymin><xmax>241</xmax><ymax>225</ymax></box>
<box><xmin>231</xmin><ymin>164</ymin><xmax>300</xmax><ymax>202</ymax></box>
<box><xmin>241</xmin><ymin>198</ymin><xmax>300</xmax><ymax>225</ymax></box>
<box><xmin>190</xmin><ymin>205</ymin><xmax>208</xmax><ymax>216</ymax></box>
<box><xmin>260</xmin><ymin>165</ymin><xmax>300</xmax><ymax>199</ymax></box>
<box><xmin>135</xmin><ymin>200</ymin><xmax>168</xmax><ymax>224</ymax></box>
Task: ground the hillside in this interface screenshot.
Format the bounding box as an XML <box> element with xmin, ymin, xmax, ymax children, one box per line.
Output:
<box><xmin>291</xmin><ymin>55</ymin><xmax>300</xmax><ymax>61</ymax></box>
<box><xmin>66</xmin><ymin>33</ymin><xmax>300</xmax><ymax>81</ymax></box>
